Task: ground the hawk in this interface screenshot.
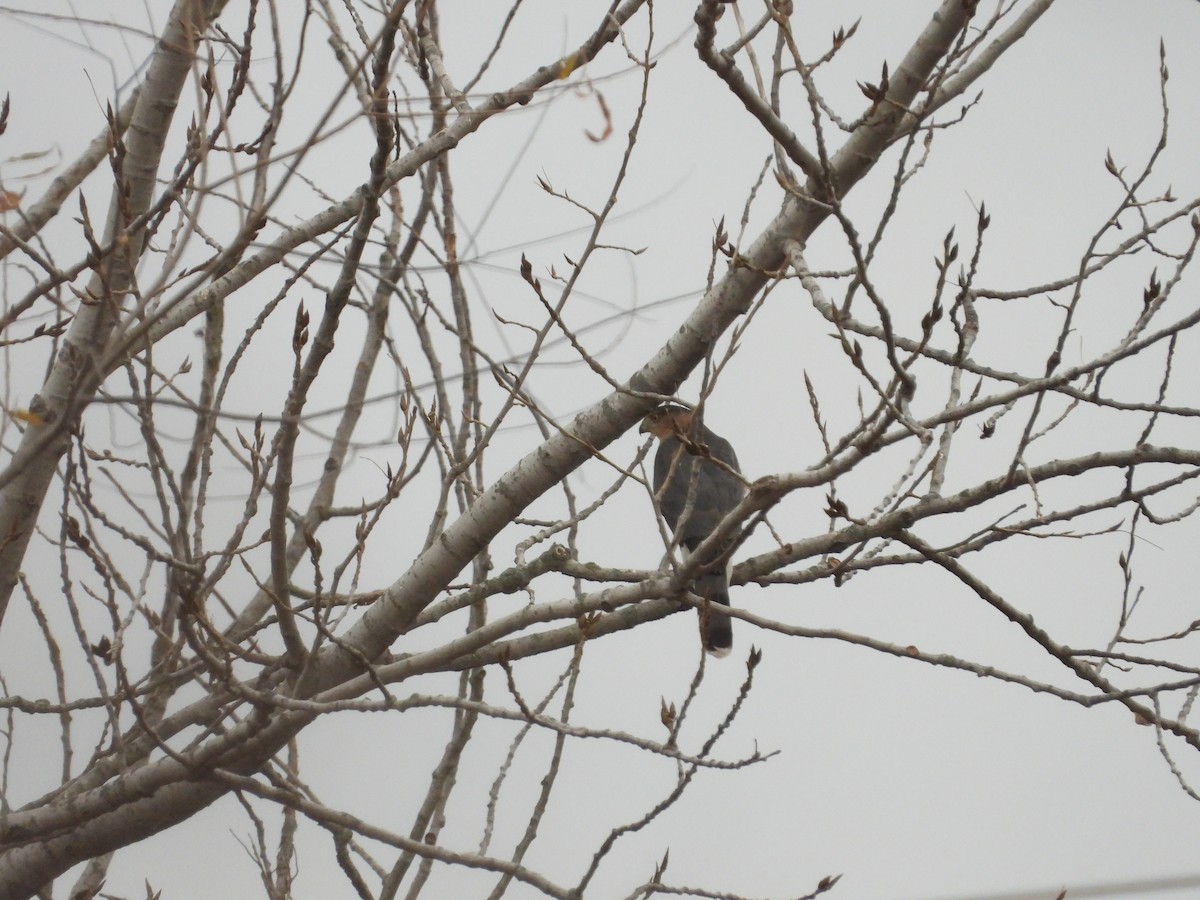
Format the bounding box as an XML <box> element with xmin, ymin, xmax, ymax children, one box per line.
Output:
<box><xmin>640</xmin><ymin>404</ymin><xmax>746</xmax><ymax>656</ymax></box>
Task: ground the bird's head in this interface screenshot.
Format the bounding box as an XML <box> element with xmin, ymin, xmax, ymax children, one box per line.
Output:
<box><xmin>639</xmin><ymin>404</ymin><xmax>694</xmax><ymax>439</ymax></box>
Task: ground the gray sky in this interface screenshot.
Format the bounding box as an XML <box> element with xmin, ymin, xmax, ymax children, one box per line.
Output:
<box><xmin>3</xmin><ymin>1</ymin><xmax>1200</xmax><ymax>898</ymax></box>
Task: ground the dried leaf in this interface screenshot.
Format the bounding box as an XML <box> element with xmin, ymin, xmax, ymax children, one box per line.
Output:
<box><xmin>11</xmin><ymin>409</ymin><xmax>43</xmax><ymax>426</ymax></box>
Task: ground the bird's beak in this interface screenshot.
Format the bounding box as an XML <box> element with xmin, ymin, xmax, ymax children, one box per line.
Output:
<box><xmin>638</xmin><ymin>418</ymin><xmax>650</xmax><ymax>435</ymax></box>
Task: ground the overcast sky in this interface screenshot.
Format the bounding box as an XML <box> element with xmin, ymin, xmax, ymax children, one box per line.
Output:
<box><xmin>4</xmin><ymin>1</ymin><xmax>1200</xmax><ymax>898</ymax></box>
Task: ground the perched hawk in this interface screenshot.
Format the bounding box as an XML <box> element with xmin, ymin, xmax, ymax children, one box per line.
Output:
<box><xmin>640</xmin><ymin>404</ymin><xmax>746</xmax><ymax>655</ymax></box>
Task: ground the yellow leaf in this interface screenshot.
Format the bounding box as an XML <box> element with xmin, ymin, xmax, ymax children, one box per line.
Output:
<box><xmin>12</xmin><ymin>409</ymin><xmax>43</xmax><ymax>426</ymax></box>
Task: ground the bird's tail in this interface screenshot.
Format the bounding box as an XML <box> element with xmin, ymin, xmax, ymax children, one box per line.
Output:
<box><xmin>695</xmin><ymin>570</ymin><xmax>733</xmax><ymax>657</ymax></box>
